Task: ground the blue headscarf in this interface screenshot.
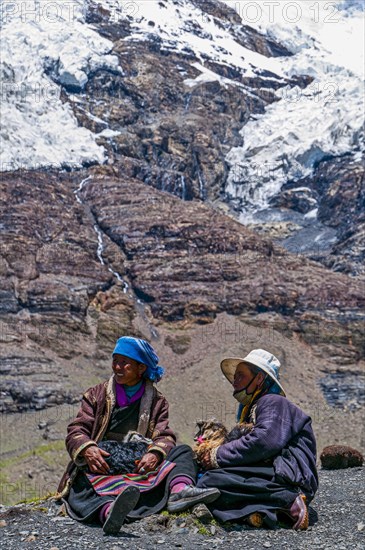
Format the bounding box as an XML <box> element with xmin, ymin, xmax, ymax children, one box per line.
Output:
<box><xmin>112</xmin><ymin>337</ymin><xmax>164</xmax><ymax>383</ymax></box>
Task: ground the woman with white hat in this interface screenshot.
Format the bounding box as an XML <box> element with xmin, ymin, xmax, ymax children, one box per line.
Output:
<box><xmin>196</xmin><ymin>349</ymin><xmax>318</xmax><ymax>530</ymax></box>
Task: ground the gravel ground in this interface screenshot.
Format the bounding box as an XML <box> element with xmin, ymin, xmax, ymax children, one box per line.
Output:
<box><xmin>0</xmin><ymin>468</ymin><xmax>364</xmax><ymax>550</ymax></box>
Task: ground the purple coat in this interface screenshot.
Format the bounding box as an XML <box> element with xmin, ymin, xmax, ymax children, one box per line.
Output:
<box><xmin>216</xmin><ymin>394</ymin><xmax>318</xmax><ymax>498</ymax></box>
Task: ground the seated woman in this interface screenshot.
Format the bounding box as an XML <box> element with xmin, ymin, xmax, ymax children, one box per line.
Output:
<box><xmin>57</xmin><ymin>336</ymin><xmax>219</xmax><ymax>535</ymax></box>
<box><xmin>197</xmin><ymin>349</ymin><xmax>318</xmax><ymax>530</ymax></box>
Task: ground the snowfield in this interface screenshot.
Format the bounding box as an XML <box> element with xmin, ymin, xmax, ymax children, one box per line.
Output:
<box><xmin>0</xmin><ymin>0</ymin><xmax>119</xmax><ymax>171</ymax></box>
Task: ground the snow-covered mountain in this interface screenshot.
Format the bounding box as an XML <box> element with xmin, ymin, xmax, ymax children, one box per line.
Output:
<box><xmin>1</xmin><ymin>0</ymin><xmax>363</xmax><ymax>181</ymax></box>
<box><xmin>0</xmin><ymin>0</ymin><xmax>284</xmax><ymax>171</ymax></box>
<box><xmin>1</xmin><ymin>0</ymin><xmax>364</xmax><ymax>274</ymax></box>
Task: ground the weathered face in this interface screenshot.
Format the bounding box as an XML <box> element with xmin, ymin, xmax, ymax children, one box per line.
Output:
<box><xmin>233</xmin><ymin>362</ymin><xmax>265</xmax><ymax>392</ymax></box>
<box><xmin>112</xmin><ymin>354</ymin><xmax>147</xmax><ymax>386</ymax></box>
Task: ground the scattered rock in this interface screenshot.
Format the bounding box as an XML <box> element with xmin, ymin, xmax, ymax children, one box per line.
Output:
<box><xmin>0</xmin><ymin>469</ymin><xmax>364</xmax><ymax>549</ymax></box>
<box><xmin>320</xmin><ymin>445</ymin><xmax>364</xmax><ymax>469</ymax></box>
<box><xmin>165</xmin><ymin>334</ymin><xmax>191</xmax><ymax>355</ymax></box>
<box><xmin>193</xmin><ymin>503</ymin><xmax>214</xmax><ymax>523</ymax></box>
<box><xmin>247</xmin><ymin>221</ymin><xmax>301</xmax><ymax>240</ymax></box>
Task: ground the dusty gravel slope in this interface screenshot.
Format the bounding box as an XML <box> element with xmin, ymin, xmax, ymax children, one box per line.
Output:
<box><xmin>0</xmin><ymin>468</ymin><xmax>364</xmax><ymax>550</ymax></box>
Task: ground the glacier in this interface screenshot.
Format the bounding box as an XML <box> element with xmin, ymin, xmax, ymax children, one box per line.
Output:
<box><xmin>0</xmin><ymin>0</ymin><xmax>119</xmax><ymax>172</ymax></box>
<box><xmin>222</xmin><ymin>0</ymin><xmax>365</xmax><ymax>216</ymax></box>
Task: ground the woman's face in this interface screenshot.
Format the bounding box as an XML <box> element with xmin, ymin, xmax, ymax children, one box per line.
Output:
<box><xmin>112</xmin><ymin>354</ymin><xmax>147</xmax><ymax>386</ymax></box>
<box><xmin>233</xmin><ymin>362</ymin><xmax>264</xmax><ymax>392</ymax></box>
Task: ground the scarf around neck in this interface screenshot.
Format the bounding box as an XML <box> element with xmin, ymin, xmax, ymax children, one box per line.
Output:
<box><xmin>237</xmin><ymin>378</ymin><xmax>281</xmax><ymax>423</ymax></box>
<box><xmin>115</xmin><ymin>380</ymin><xmax>145</xmax><ymax>408</ymax></box>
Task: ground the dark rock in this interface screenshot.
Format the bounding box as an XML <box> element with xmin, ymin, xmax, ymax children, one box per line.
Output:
<box><xmin>192</xmin><ymin>503</ymin><xmax>214</xmax><ymax>523</ymax></box>
<box><xmin>278</xmin><ymin>153</ymin><xmax>365</xmax><ymax>276</ymax></box>
<box><xmin>0</xmin><ymin>284</ymin><xmax>20</xmax><ymax>314</ymax></box>
<box><xmin>0</xmin><ymin>380</ymin><xmax>79</xmax><ymax>413</ymax></box>
<box><xmin>67</xmin><ymin>29</ymin><xmax>307</xmax><ymax>203</ymax></box>
<box><xmin>0</xmin><ymin>356</ymin><xmax>53</xmax><ymax>376</ymax></box>
<box><xmin>270</xmin><ymin>187</ymin><xmax>318</xmax><ymax>214</ymax></box>
<box><xmin>85</xmin><ymin>1</ymin><xmax>132</xmax><ymax>41</ymax></box>
<box><xmin>323</xmin><ymin>222</ymin><xmax>365</xmax><ymax>276</ymax></box>
<box><xmin>164</xmin><ymin>334</ymin><xmax>191</xmax><ymax>355</ymax></box>
<box><xmin>313</xmin><ymin>155</ymin><xmax>364</xmax><ymax>232</ymax></box>
<box><xmin>320</xmin><ymin>445</ymin><xmax>364</xmax><ymax>469</ymax></box>
<box><xmin>319</xmin><ymin>371</ymin><xmax>365</xmax><ymax>410</ymax></box>
<box><xmin>191</xmin><ymin>0</ymin><xmax>294</xmax><ymax>57</ymax></box>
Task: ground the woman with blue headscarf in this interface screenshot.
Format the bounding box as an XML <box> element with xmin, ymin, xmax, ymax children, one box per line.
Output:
<box><xmin>57</xmin><ymin>337</ymin><xmax>219</xmax><ymax>535</ymax></box>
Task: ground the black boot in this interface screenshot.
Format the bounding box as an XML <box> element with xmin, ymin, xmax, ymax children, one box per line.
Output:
<box><xmin>167</xmin><ymin>485</ymin><xmax>220</xmax><ymax>513</ymax></box>
<box><xmin>103</xmin><ymin>486</ymin><xmax>140</xmax><ymax>535</ymax></box>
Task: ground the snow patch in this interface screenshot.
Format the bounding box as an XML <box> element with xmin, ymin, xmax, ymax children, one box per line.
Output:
<box><xmin>183</xmin><ymin>62</ymin><xmax>259</xmax><ymax>100</ymax></box>
<box><xmin>96</xmin><ymin>129</ymin><xmax>122</xmax><ymax>138</ymax></box>
<box><xmin>305</xmin><ymin>208</ymin><xmax>319</xmax><ymax>220</ymax></box>
<box><xmin>99</xmin><ymin>0</ymin><xmax>285</xmax><ymax>77</ymax></box>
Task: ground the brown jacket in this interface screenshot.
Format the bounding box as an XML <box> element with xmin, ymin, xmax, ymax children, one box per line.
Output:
<box><xmin>56</xmin><ymin>377</ymin><xmax>176</xmax><ymax>498</ymax></box>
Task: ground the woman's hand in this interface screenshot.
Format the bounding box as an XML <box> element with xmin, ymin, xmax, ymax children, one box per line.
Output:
<box><xmin>135</xmin><ymin>451</ymin><xmax>162</xmax><ymax>474</ymax></box>
<box><xmin>82</xmin><ymin>445</ymin><xmax>110</xmax><ymax>474</ymax></box>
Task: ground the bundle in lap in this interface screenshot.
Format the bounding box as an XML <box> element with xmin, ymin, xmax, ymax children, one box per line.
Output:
<box><xmin>193</xmin><ymin>419</ymin><xmax>253</xmax><ymax>467</ymax></box>
<box><xmin>98</xmin><ymin>432</ymin><xmax>151</xmax><ymax>475</ymax></box>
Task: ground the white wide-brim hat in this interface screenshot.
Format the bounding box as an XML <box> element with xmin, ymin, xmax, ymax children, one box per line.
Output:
<box><xmin>220</xmin><ymin>349</ymin><xmax>286</xmax><ymax>396</ymax></box>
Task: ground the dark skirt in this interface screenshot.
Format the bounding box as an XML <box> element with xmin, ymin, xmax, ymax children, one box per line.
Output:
<box><xmin>63</xmin><ymin>444</ymin><xmax>197</xmax><ymax>523</ymax></box>
<box><xmin>197</xmin><ymin>465</ymin><xmax>301</xmax><ymax>528</ymax></box>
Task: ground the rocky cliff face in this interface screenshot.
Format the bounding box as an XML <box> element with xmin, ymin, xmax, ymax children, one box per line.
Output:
<box><xmin>83</xmin><ymin>174</ymin><xmax>364</xmax><ymax>336</ymax></box>
<box><xmin>1</xmin><ymin>168</ymin><xmax>364</xmax><ymax>414</ymax></box>
<box><xmin>68</xmin><ymin>0</ymin><xmax>362</xmax><ymax>275</ymax></box>
<box><xmin>271</xmin><ymin>153</ymin><xmax>365</xmax><ymax>277</ymax></box>
<box><xmin>0</xmin><ymin>170</ymin><xmax>136</xmax><ymax>412</ymax></box>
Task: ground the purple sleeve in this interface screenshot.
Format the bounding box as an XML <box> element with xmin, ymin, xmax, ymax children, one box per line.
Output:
<box><xmin>216</xmin><ymin>395</ymin><xmax>305</xmax><ymax>467</ymax></box>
